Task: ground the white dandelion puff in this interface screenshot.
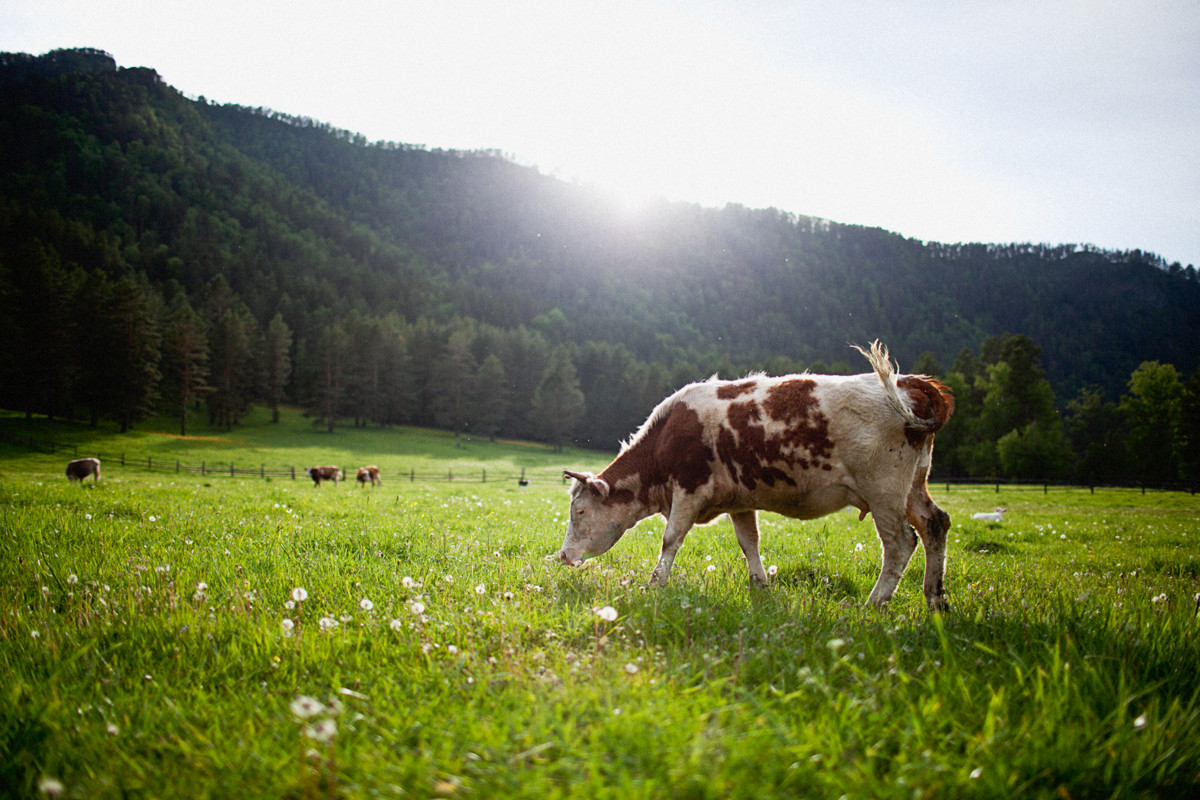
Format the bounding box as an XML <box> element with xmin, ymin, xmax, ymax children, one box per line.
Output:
<box><xmin>290</xmin><ymin>695</ymin><xmax>325</xmax><ymax>719</ymax></box>
<box><xmin>359</xmin><ymin>598</ymin><xmax>374</xmax><ymax>612</ymax></box>
<box><xmin>304</xmin><ymin>718</ymin><xmax>338</xmax><ymax>743</ymax></box>
<box><xmin>594</xmin><ymin>605</ymin><xmax>618</xmax><ymax>622</ymax></box>
<box><xmin>291</xmin><ymin>587</ymin><xmax>308</xmax><ymax>602</ymax></box>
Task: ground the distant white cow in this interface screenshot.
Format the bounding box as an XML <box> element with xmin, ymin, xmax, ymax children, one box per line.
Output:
<box><xmin>971</xmin><ymin>507</ymin><xmax>1007</xmax><ymax>522</ymax></box>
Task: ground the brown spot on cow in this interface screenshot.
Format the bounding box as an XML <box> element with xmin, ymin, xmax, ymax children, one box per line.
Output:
<box><xmin>716</xmin><ymin>380</ymin><xmax>757</xmax><ymax>400</ymax></box>
<box><xmin>600</xmin><ymin>403</ymin><xmax>715</xmax><ymax>506</ymax></box>
<box><xmin>716</xmin><ymin>400</ymin><xmax>797</xmax><ymax>490</ymax></box>
<box><xmin>897</xmin><ymin>376</ymin><xmax>955</xmax><ymax>447</ymax></box>
<box><xmin>762</xmin><ymin>378</ymin><xmax>834</xmax><ymax>465</ymax></box>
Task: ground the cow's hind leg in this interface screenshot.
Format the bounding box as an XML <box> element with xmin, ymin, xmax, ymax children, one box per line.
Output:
<box><xmin>907</xmin><ymin>481</ymin><xmax>951</xmax><ymax>612</ymax></box>
<box><xmin>866</xmin><ymin>507</ymin><xmax>919</xmax><ymax>607</ymax></box>
<box><xmin>730</xmin><ymin>510</ymin><xmax>769</xmax><ymax>588</ymax></box>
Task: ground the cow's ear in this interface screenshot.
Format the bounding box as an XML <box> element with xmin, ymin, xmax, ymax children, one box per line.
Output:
<box><xmin>564</xmin><ymin>470</ymin><xmax>610</xmax><ymax>498</ymax></box>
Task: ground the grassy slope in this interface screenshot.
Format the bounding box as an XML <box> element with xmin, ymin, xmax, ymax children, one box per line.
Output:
<box><xmin>2</xmin><ymin>410</ymin><xmax>1199</xmax><ymax>798</ymax></box>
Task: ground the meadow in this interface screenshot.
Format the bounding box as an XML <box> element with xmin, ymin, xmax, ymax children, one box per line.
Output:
<box><xmin>2</xmin><ymin>409</ymin><xmax>1199</xmax><ymax>798</ymax></box>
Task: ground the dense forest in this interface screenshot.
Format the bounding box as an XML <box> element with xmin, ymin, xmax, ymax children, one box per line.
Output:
<box><xmin>2</xmin><ymin>48</ymin><xmax>1199</xmax><ymax>484</ymax></box>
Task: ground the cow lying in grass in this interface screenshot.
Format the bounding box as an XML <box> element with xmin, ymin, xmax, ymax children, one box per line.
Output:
<box><xmin>559</xmin><ymin>341</ymin><xmax>955</xmax><ymax>610</ymax></box>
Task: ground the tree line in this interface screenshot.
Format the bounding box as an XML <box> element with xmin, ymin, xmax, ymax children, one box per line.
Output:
<box><xmin>2</xmin><ymin>233</ymin><xmax>1198</xmax><ymax>484</ymax></box>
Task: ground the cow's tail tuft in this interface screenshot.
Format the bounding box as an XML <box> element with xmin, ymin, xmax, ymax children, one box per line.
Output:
<box><xmin>854</xmin><ymin>340</ymin><xmax>952</xmax><ymax>433</ymax></box>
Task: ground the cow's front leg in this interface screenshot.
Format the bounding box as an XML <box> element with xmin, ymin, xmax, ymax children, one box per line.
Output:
<box><xmin>648</xmin><ymin>507</ymin><xmax>698</xmax><ymax>587</ymax></box>
<box><xmin>730</xmin><ymin>510</ymin><xmax>769</xmax><ymax>588</ymax></box>
<box><xmin>866</xmin><ymin>509</ymin><xmax>919</xmax><ymax>607</ymax></box>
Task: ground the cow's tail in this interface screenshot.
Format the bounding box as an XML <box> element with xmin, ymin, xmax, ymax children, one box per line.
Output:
<box><xmin>854</xmin><ymin>340</ymin><xmax>954</xmax><ymax>433</ymax></box>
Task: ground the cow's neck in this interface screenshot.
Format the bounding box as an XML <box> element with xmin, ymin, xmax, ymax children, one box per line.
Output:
<box><xmin>599</xmin><ymin>433</ymin><xmax>668</xmax><ymax>519</ymax></box>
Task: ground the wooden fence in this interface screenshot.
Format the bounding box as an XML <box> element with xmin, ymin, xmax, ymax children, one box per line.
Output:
<box><xmin>2</xmin><ymin>429</ymin><xmax>1194</xmax><ymax>493</ymax></box>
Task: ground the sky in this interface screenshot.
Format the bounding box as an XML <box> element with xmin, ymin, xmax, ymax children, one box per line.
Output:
<box><xmin>3</xmin><ymin>0</ymin><xmax>1198</xmax><ymax>267</ymax></box>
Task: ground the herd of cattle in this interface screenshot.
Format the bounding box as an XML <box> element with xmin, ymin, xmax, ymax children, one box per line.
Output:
<box><xmin>61</xmin><ymin>341</ymin><xmax>992</xmax><ymax>608</ymax></box>
<box><xmin>65</xmin><ymin>458</ymin><xmax>384</xmax><ymax>487</ymax></box>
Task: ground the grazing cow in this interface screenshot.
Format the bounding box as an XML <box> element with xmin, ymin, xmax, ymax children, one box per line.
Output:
<box><xmin>65</xmin><ymin>457</ymin><xmax>101</xmax><ymax>483</ymax></box>
<box><xmin>971</xmin><ymin>507</ymin><xmax>1007</xmax><ymax>522</ymax></box>
<box><xmin>356</xmin><ymin>465</ymin><xmax>382</xmax><ymax>487</ymax></box>
<box><xmin>559</xmin><ymin>341</ymin><xmax>955</xmax><ymax>610</ymax></box>
<box><xmin>306</xmin><ymin>465</ymin><xmax>343</xmax><ymax>487</ymax></box>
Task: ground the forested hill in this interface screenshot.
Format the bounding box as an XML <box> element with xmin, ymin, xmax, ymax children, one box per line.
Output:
<box><xmin>2</xmin><ymin>48</ymin><xmax>1199</xmax><ymax>460</ymax></box>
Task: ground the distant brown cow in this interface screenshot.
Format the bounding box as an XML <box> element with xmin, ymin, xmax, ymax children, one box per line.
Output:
<box><xmin>306</xmin><ymin>465</ymin><xmax>343</xmax><ymax>486</ymax></box>
<box><xmin>65</xmin><ymin>457</ymin><xmax>101</xmax><ymax>483</ymax></box>
<box><xmin>356</xmin><ymin>465</ymin><xmax>382</xmax><ymax>487</ymax></box>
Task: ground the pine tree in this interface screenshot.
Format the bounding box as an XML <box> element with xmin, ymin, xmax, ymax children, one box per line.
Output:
<box><xmin>161</xmin><ymin>298</ymin><xmax>211</xmax><ymax>436</ymax></box>
<box><xmin>531</xmin><ymin>345</ymin><xmax>585</xmax><ymax>452</ymax></box>
<box><xmin>264</xmin><ymin>313</ymin><xmax>293</xmax><ymax>424</ymax></box>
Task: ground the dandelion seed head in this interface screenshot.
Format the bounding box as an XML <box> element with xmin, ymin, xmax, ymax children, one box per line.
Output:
<box><xmin>290</xmin><ymin>695</ymin><xmax>325</xmax><ymax>719</ymax></box>
<box><xmin>474</xmin><ymin>583</ymin><xmax>486</xmax><ymax>595</ymax></box>
<box><xmin>67</xmin><ymin>574</ymin><xmax>78</xmax><ymax>585</ymax></box>
<box><xmin>37</xmin><ymin>777</ymin><xmax>65</xmax><ymax>797</ymax></box>
<box><xmin>594</xmin><ymin>605</ymin><xmax>618</xmax><ymax>622</ymax></box>
<box><xmin>389</xmin><ymin>618</ymin><xmax>403</xmax><ymax>630</ymax></box>
<box><xmin>1133</xmin><ymin>713</ymin><xmax>1148</xmax><ymax>729</ymax></box>
<box><xmin>304</xmin><ymin>718</ymin><xmax>337</xmax><ymax>743</ymax></box>
<box><xmin>291</xmin><ymin>587</ymin><xmax>308</xmax><ymax>602</ymax></box>
<box><xmin>359</xmin><ymin>598</ymin><xmax>374</xmax><ymax>612</ymax></box>
<box><xmin>624</xmin><ymin>663</ymin><xmax>639</xmax><ymax>674</ymax></box>
<box><xmin>410</xmin><ymin>602</ymin><xmax>426</xmax><ymax>615</ymax></box>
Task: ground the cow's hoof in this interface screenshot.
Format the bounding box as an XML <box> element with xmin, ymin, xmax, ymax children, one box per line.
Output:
<box><xmin>927</xmin><ymin>595</ymin><xmax>950</xmax><ymax>613</ymax></box>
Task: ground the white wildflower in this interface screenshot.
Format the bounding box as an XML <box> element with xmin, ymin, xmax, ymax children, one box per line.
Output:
<box><xmin>291</xmin><ymin>587</ymin><xmax>308</xmax><ymax>602</ymax></box>
<box><xmin>38</xmin><ymin>777</ymin><xmax>65</xmax><ymax>797</ymax></box>
<box><xmin>389</xmin><ymin>618</ymin><xmax>403</xmax><ymax>631</ymax></box>
<box><xmin>624</xmin><ymin>663</ymin><xmax>639</xmax><ymax>674</ymax></box>
<box><xmin>290</xmin><ymin>695</ymin><xmax>325</xmax><ymax>719</ymax></box>
<box><xmin>410</xmin><ymin>602</ymin><xmax>426</xmax><ymax>615</ymax></box>
<box><xmin>359</xmin><ymin>598</ymin><xmax>374</xmax><ymax>612</ymax></box>
<box><xmin>67</xmin><ymin>574</ymin><xmax>78</xmax><ymax>585</ymax></box>
<box><xmin>1133</xmin><ymin>713</ymin><xmax>1148</xmax><ymax>729</ymax></box>
<box><xmin>474</xmin><ymin>583</ymin><xmax>486</xmax><ymax>595</ymax></box>
<box><xmin>281</xmin><ymin>618</ymin><xmax>295</xmax><ymax>636</ymax></box>
<box><xmin>594</xmin><ymin>605</ymin><xmax>618</xmax><ymax>622</ymax></box>
<box><xmin>318</xmin><ymin>616</ymin><xmax>337</xmax><ymax>632</ymax></box>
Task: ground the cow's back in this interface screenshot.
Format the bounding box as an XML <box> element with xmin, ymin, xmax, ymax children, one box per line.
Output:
<box><xmin>659</xmin><ymin>373</ymin><xmax>928</xmax><ymax>516</ymax></box>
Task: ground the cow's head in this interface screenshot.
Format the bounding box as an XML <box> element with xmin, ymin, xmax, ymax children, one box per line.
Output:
<box><xmin>557</xmin><ymin>470</ymin><xmax>640</xmax><ymax>566</ymax></box>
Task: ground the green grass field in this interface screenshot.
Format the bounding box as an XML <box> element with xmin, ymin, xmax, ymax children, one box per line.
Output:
<box><xmin>2</xmin><ymin>409</ymin><xmax>1199</xmax><ymax>798</ymax></box>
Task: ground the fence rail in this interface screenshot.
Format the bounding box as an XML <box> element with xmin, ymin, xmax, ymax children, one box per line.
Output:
<box><xmin>2</xmin><ymin>429</ymin><xmax>1195</xmax><ymax>493</ymax></box>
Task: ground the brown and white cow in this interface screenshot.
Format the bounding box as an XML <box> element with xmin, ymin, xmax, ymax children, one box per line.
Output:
<box><xmin>306</xmin><ymin>465</ymin><xmax>343</xmax><ymax>487</ymax></box>
<box><xmin>559</xmin><ymin>341</ymin><xmax>955</xmax><ymax>610</ymax></box>
<box><xmin>65</xmin><ymin>457</ymin><xmax>101</xmax><ymax>483</ymax></box>
<box><xmin>356</xmin><ymin>465</ymin><xmax>382</xmax><ymax>487</ymax></box>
